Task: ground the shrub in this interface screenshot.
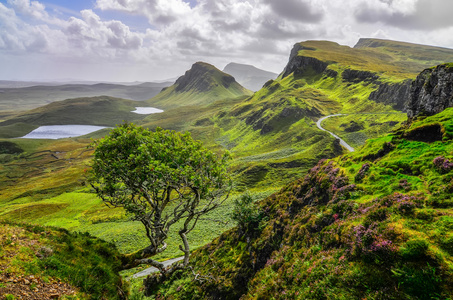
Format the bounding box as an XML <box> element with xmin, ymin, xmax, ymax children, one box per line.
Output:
<box><xmin>231</xmin><ymin>193</ymin><xmax>267</xmax><ymax>235</ymax></box>
<box><xmin>400</xmin><ymin>238</ymin><xmax>429</xmax><ymax>260</ymax></box>
<box><xmin>355</xmin><ymin>163</ymin><xmax>370</xmax><ymax>182</ymax></box>
<box><xmin>433</xmin><ymin>156</ymin><xmax>453</xmax><ymax>173</ymax></box>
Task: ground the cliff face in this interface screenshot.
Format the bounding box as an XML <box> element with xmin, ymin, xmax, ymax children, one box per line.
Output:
<box><xmin>369</xmin><ymin>80</ymin><xmax>412</xmax><ymax>111</ymax></box>
<box><xmin>406</xmin><ymin>64</ymin><xmax>453</xmax><ymax>118</ymax></box>
<box><xmin>280</xmin><ymin>43</ymin><xmax>328</xmax><ymax>78</ymax></box>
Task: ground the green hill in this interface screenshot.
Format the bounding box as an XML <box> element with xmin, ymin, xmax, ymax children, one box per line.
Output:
<box><xmin>183</xmin><ymin>39</ymin><xmax>453</xmax><ymax>188</ymax></box>
<box><xmin>146</xmin><ymin>62</ymin><xmax>253</xmax><ymax>109</ymax></box>
<box><xmin>145</xmin><ymin>70</ymin><xmax>453</xmax><ymax>299</ymax></box>
<box><xmin>0</xmin><ymin>96</ymin><xmax>149</xmax><ymax>138</ymax></box>
<box><xmin>0</xmin><ymin>81</ymin><xmax>171</xmax><ymax>115</ymax></box>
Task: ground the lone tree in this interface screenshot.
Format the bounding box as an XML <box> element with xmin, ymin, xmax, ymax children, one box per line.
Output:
<box><xmin>88</xmin><ymin>123</ymin><xmax>231</xmax><ymax>274</ymax></box>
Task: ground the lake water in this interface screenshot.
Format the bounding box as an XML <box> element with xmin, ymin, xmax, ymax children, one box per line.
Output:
<box><xmin>21</xmin><ymin>125</ymin><xmax>108</xmax><ymax>139</ymax></box>
<box><xmin>132</xmin><ymin>107</ymin><xmax>164</xmax><ymax>114</ymax></box>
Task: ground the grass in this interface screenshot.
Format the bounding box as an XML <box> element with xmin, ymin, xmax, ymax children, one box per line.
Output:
<box><xmin>0</xmin><ymin>222</ymin><xmax>125</xmax><ymax>299</ymax></box>
<box><xmin>0</xmin><ymin>96</ymin><xmax>149</xmax><ymax>138</ymax></box>
<box><xmin>146</xmin><ymin>62</ymin><xmax>252</xmax><ymax>109</ymax></box>
<box><xmin>321</xmin><ymin>113</ymin><xmax>407</xmax><ymax>148</ymax></box>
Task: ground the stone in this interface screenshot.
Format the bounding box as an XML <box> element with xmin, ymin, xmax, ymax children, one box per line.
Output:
<box><xmin>406</xmin><ymin>64</ymin><xmax>453</xmax><ymax>118</ymax></box>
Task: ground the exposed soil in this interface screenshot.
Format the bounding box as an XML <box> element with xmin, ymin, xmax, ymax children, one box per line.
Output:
<box><xmin>0</xmin><ymin>225</ymin><xmax>78</xmax><ymax>300</ymax></box>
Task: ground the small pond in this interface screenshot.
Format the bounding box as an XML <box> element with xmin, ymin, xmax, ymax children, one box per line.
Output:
<box><xmin>132</xmin><ymin>107</ymin><xmax>164</xmax><ymax>114</ymax></box>
<box><xmin>21</xmin><ymin>125</ymin><xmax>108</xmax><ymax>139</ymax></box>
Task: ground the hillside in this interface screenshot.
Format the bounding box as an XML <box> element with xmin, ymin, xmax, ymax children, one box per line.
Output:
<box><xmin>183</xmin><ymin>39</ymin><xmax>453</xmax><ymax>188</ymax></box>
<box><xmin>0</xmin><ymin>222</ymin><xmax>125</xmax><ymax>299</ymax></box>
<box><xmin>0</xmin><ymin>81</ymin><xmax>171</xmax><ymax>116</ymax></box>
<box><xmin>223</xmin><ymin>62</ymin><xmax>278</xmax><ymax>91</ymax></box>
<box><xmin>146</xmin><ymin>62</ymin><xmax>253</xmax><ymax>109</ymax></box>
<box><xmin>0</xmin><ymin>96</ymin><xmax>150</xmax><ymax>138</ymax></box>
<box><xmin>145</xmin><ymin>64</ymin><xmax>453</xmax><ymax>299</ymax></box>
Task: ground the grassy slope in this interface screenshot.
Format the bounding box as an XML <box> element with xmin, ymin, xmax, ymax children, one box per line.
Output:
<box><xmin>321</xmin><ymin>113</ymin><xmax>407</xmax><ymax>148</ymax></box>
<box><xmin>146</xmin><ymin>62</ymin><xmax>252</xmax><ymax>109</ymax></box>
<box><xmin>187</xmin><ymin>39</ymin><xmax>453</xmax><ymax>188</ymax></box>
<box><xmin>149</xmin><ymin>107</ymin><xmax>453</xmax><ymax>300</ymax></box>
<box><xmin>0</xmin><ymin>222</ymin><xmax>125</xmax><ymax>299</ymax></box>
<box><xmin>0</xmin><ymin>96</ymin><xmax>149</xmax><ymax>138</ymax></box>
<box><xmin>0</xmin><ymin>82</ymin><xmax>170</xmax><ymax>114</ymax></box>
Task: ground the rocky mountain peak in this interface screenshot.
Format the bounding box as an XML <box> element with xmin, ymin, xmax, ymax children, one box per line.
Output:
<box><xmin>174</xmin><ymin>62</ymin><xmax>236</xmax><ymax>93</ymax></box>
<box><xmin>280</xmin><ymin>43</ymin><xmax>327</xmax><ymax>79</ymax></box>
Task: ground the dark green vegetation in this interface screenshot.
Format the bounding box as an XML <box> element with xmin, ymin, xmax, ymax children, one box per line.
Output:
<box><xmin>0</xmin><ymin>222</ymin><xmax>125</xmax><ymax>299</ymax></box>
<box><xmin>147</xmin><ymin>107</ymin><xmax>453</xmax><ymax>300</ymax></box>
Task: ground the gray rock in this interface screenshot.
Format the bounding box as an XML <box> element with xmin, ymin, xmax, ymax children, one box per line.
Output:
<box><xmin>369</xmin><ymin>79</ymin><xmax>412</xmax><ymax>111</ymax></box>
<box><xmin>280</xmin><ymin>44</ymin><xmax>328</xmax><ymax>79</ymax></box>
<box><xmin>406</xmin><ymin>64</ymin><xmax>453</xmax><ymax>118</ymax></box>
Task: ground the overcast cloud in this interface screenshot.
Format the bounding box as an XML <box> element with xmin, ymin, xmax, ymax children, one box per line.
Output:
<box><xmin>0</xmin><ymin>0</ymin><xmax>453</xmax><ymax>82</ymax></box>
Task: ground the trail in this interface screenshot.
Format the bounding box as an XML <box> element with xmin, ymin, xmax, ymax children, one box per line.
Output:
<box><xmin>132</xmin><ymin>256</ymin><xmax>184</xmax><ymax>278</ymax></box>
<box><xmin>316</xmin><ymin>114</ymin><xmax>355</xmax><ymax>152</ymax></box>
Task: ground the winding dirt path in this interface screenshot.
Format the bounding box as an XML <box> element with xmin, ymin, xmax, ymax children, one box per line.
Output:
<box><xmin>132</xmin><ymin>256</ymin><xmax>184</xmax><ymax>278</ymax></box>
<box><xmin>316</xmin><ymin>114</ymin><xmax>355</xmax><ymax>152</ymax></box>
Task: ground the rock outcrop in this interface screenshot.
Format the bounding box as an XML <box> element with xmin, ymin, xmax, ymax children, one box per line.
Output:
<box><xmin>174</xmin><ymin>62</ymin><xmax>236</xmax><ymax>93</ymax></box>
<box><xmin>342</xmin><ymin>69</ymin><xmax>379</xmax><ymax>83</ymax></box>
<box><xmin>280</xmin><ymin>43</ymin><xmax>328</xmax><ymax>78</ymax></box>
<box><xmin>369</xmin><ymin>80</ymin><xmax>412</xmax><ymax>111</ymax></box>
<box><xmin>406</xmin><ymin>63</ymin><xmax>453</xmax><ymax>118</ymax></box>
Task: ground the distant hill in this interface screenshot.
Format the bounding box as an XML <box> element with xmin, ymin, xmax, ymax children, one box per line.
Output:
<box><xmin>0</xmin><ymin>96</ymin><xmax>149</xmax><ymax>138</ymax></box>
<box><xmin>223</xmin><ymin>62</ymin><xmax>278</xmax><ymax>91</ymax></box>
<box><xmin>147</xmin><ymin>62</ymin><xmax>252</xmax><ymax>109</ymax></box>
<box><xmin>0</xmin><ymin>81</ymin><xmax>172</xmax><ymax>113</ymax></box>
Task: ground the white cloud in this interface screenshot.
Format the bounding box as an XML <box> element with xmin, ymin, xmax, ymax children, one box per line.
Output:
<box><xmin>1</xmin><ymin>0</ymin><xmax>453</xmax><ymax>81</ymax></box>
<box><xmin>65</xmin><ymin>9</ymin><xmax>143</xmax><ymax>53</ymax></box>
<box><xmin>354</xmin><ymin>0</ymin><xmax>453</xmax><ymax>30</ymax></box>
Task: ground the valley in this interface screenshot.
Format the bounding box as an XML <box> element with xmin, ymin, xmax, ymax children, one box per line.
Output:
<box><xmin>1</xmin><ymin>38</ymin><xmax>453</xmax><ymax>299</ymax></box>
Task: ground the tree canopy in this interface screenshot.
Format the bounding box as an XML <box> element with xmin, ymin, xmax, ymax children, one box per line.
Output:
<box><xmin>88</xmin><ymin>123</ymin><xmax>231</xmax><ymax>273</ymax></box>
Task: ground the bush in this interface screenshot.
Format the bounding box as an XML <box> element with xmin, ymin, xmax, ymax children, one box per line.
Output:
<box><xmin>433</xmin><ymin>156</ymin><xmax>453</xmax><ymax>173</ymax></box>
<box><xmin>400</xmin><ymin>239</ymin><xmax>429</xmax><ymax>260</ymax></box>
<box><xmin>231</xmin><ymin>193</ymin><xmax>267</xmax><ymax>234</ymax></box>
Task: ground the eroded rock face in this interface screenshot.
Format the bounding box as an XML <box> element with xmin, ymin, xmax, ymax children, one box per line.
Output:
<box><xmin>406</xmin><ymin>64</ymin><xmax>453</xmax><ymax>118</ymax></box>
<box><xmin>280</xmin><ymin>43</ymin><xmax>328</xmax><ymax>78</ymax></box>
<box><xmin>369</xmin><ymin>80</ymin><xmax>412</xmax><ymax>111</ymax></box>
<box><xmin>342</xmin><ymin>69</ymin><xmax>379</xmax><ymax>83</ymax></box>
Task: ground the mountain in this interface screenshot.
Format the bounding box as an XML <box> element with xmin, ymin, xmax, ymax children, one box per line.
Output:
<box><xmin>145</xmin><ymin>63</ymin><xmax>453</xmax><ymax>299</ymax></box>
<box><xmin>223</xmin><ymin>62</ymin><xmax>278</xmax><ymax>91</ymax></box>
<box><xmin>0</xmin><ymin>81</ymin><xmax>172</xmax><ymax>114</ymax></box>
<box><xmin>146</xmin><ymin>62</ymin><xmax>253</xmax><ymax>109</ymax></box>
<box><xmin>186</xmin><ymin>38</ymin><xmax>453</xmax><ymax>189</ymax></box>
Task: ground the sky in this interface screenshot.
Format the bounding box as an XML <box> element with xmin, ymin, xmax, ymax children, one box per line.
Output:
<box><xmin>1</xmin><ymin>0</ymin><xmax>453</xmax><ymax>82</ymax></box>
